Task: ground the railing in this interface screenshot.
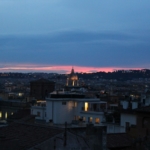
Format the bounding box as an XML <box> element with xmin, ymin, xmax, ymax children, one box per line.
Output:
<box><xmin>81</xmin><ymin>107</ymin><xmax>107</xmax><ymax>112</ymax></box>
<box><xmin>81</xmin><ymin>108</ymin><xmax>114</xmax><ymax>115</ymax></box>
<box><xmin>33</xmin><ymin>103</ymin><xmax>46</xmax><ymax>107</ymax></box>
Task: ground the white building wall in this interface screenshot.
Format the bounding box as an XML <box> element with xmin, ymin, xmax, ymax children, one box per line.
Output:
<box><xmin>46</xmin><ymin>100</ymin><xmax>75</xmax><ymax>124</ymax></box>
<box><xmin>36</xmin><ymin>98</ymin><xmax>106</xmax><ymax>126</ymax></box>
<box><xmin>79</xmin><ymin>112</ymin><xmax>104</xmax><ymax>124</ymax></box>
<box><xmin>74</xmin><ymin>101</ymin><xmax>84</xmax><ymax>116</ymax></box>
<box><xmin>122</xmin><ymin>101</ymin><xmax>129</xmax><ymax>109</ymax></box>
<box><xmin>106</xmin><ymin>124</ymin><xmax>125</xmax><ymax>133</ymax></box>
<box><xmin>46</xmin><ymin>101</ymin><xmax>52</xmax><ymax>122</ymax></box>
<box><xmin>31</xmin><ymin>106</ymin><xmax>46</xmax><ymax>120</ymax></box>
<box><xmin>132</xmin><ymin>102</ymin><xmax>138</xmax><ymax>109</ymax></box>
<box><xmin>121</xmin><ymin>113</ymin><xmax>136</xmax><ymax>128</ymax></box>
<box><xmin>46</xmin><ymin>100</ymin><xmax>106</xmax><ymax>125</ymax></box>
<box><xmin>56</xmin><ymin>101</ymin><xmax>74</xmax><ymax>124</ymax></box>
<box><xmin>145</xmin><ymin>97</ymin><xmax>150</xmax><ymax>106</ymax></box>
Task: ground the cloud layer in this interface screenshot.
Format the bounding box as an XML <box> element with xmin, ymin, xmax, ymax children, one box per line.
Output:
<box><xmin>0</xmin><ymin>30</ymin><xmax>150</xmax><ymax>70</ymax></box>
<box><xmin>0</xmin><ymin>0</ymin><xmax>150</xmax><ymax>72</ymax></box>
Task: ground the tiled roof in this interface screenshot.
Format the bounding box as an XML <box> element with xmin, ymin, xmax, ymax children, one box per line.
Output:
<box><xmin>0</xmin><ymin>123</ymin><xmax>63</xmax><ymax>150</ymax></box>
<box><xmin>107</xmin><ymin>133</ymin><xmax>133</xmax><ymax>148</ymax></box>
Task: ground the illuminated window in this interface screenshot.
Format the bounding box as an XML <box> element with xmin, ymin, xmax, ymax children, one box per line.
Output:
<box><xmin>19</xmin><ymin>93</ymin><xmax>23</xmax><ymax>97</ymax></box>
<box><xmin>89</xmin><ymin>117</ymin><xmax>93</xmax><ymax>123</ymax></box>
<box><xmin>74</xmin><ymin>102</ymin><xmax>77</xmax><ymax>107</ymax></box>
<box><xmin>95</xmin><ymin>118</ymin><xmax>100</xmax><ymax>124</ymax></box>
<box><xmin>11</xmin><ymin>112</ymin><xmax>13</xmax><ymax>115</ymax></box>
<box><xmin>84</xmin><ymin>102</ymin><xmax>88</xmax><ymax>111</ymax></box>
<box><xmin>0</xmin><ymin>112</ymin><xmax>2</xmax><ymax>118</ymax></box>
<box><xmin>5</xmin><ymin>112</ymin><xmax>7</xmax><ymax>119</ymax></box>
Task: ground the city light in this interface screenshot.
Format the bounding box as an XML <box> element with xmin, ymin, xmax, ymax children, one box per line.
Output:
<box><xmin>0</xmin><ymin>63</ymin><xmax>143</xmax><ymax>73</ymax></box>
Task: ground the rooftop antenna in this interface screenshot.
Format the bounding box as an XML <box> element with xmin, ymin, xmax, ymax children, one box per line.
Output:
<box><xmin>71</xmin><ymin>66</ymin><xmax>74</xmax><ymax>74</ymax></box>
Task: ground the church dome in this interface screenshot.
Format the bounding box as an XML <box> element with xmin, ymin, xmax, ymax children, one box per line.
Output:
<box><xmin>66</xmin><ymin>68</ymin><xmax>79</xmax><ymax>86</ymax></box>
<box><xmin>69</xmin><ymin>68</ymin><xmax>78</xmax><ymax>80</ymax></box>
<box><xmin>70</xmin><ymin>74</ymin><xmax>78</xmax><ymax>80</ymax></box>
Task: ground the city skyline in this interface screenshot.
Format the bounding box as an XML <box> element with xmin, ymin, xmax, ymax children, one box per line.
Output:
<box><xmin>0</xmin><ymin>1</ymin><xmax>150</xmax><ymax>73</ymax></box>
<box><xmin>0</xmin><ymin>64</ymin><xmax>143</xmax><ymax>73</ymax></box>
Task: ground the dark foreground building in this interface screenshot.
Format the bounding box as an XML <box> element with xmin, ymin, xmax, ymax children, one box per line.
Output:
<box><xmin>0</xmin><ymin>122</ymin><xmax>107</xmax><ymax>150</ymax></box>
<box><xmin>30</xmin><ymin>79</ymin><xmax>55</xmax><ymax>99</ymax></box>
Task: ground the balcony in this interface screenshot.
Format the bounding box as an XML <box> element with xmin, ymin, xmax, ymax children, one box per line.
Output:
<box><xmin>32</xmin><ymin>102</ymin><xmax>46</xmax><ymax>108</ymax></box>
<box><xmin>81</xmin><ymin>106</ymin><xmax>112</xmax><ymax>114</ymax></box>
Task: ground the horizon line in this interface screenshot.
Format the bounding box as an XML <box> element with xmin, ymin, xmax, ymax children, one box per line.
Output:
<box><xmin>0</xmin><ymin>63</ymin><xmax>145</xmax><ymax>74</ymax></box>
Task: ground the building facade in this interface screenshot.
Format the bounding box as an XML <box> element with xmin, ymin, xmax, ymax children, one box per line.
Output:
<box><xmin>30</xmin><ymin>78</ymin><xmax>55</xmax><ymax>99</ymax></box>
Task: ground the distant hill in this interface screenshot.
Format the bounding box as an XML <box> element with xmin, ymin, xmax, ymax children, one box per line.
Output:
<box><xmin>76</xmin><ymin>69</ymin><xmax>150</xmax><ymax>80</ymax></box>
<box><xmin>1</xmin><ymin>69</ymin><xmax>150</xmax><ymax>81</ymax></box>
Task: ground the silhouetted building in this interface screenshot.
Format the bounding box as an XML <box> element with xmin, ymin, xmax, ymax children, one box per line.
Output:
<box><xmin>30</xmin><ymin>78</ymin><xmax>55</xmax><ymax>99</ymax></box>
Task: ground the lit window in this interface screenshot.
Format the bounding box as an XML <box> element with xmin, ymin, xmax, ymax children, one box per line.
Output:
<box><xmin>19</xmin><ymin>93</ymin><xmax>23</xmax><ymax>97</ymax></box>
<box><xmin>95</xmin><ymin>118</ymin><xmax>100</xmax><ymax>124</ymax></box>
<box><xmin>85</xmin><ymin>102</ymin><xmax>88</xmax><ymax>111</ymax></box>
<box><xmin>89</xmin><ymin>117</ymin><xmax>93</xmax><ymax>123</ymax></box>
<box><xmin>74</xmin><ymin>102</ymin><xmax>77</xmax><ymax>107</ymax></box>
<box><xmin>0</xmin><ymin>112</ymin><xmax>2</xmax><ymax>118</ymax></box>
<box><xmin>5</xmin><ymin>112</ymin><xmax>7</xmax><ymax>119</ymax></box>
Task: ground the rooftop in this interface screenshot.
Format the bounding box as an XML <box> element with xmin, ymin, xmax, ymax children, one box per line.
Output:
<box><xmin>107</xmin><ymin>133</ymin><xmax>133</xmax><ymax>149</ymax></box>
<box><xmin>136</xmin><ymin>106</ymin><xmax>150</xmax><ymax>113</ymax></box>
<box><xmin>0</xmin><ymin>122</ymin><xmax>63</xmax><ymax>150</ymax></box>
<box><xmin>50</xmin><ymin>93</ymin><xmax>85</xmax><ymax>98</ymax></box>
<box><xmin>30</xmin><ymin>78</ymin><xmax>55</xmax><ymax>84</ymax></box>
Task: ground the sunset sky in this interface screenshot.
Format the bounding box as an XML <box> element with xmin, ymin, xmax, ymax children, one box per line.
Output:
<box><xmin>0</xmin><ymin>0</ymin><xmax>150</xmax><ymax>73</ymax></box>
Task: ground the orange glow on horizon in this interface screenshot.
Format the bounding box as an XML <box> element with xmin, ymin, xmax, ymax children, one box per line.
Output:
<box><xmin>0</xmin><ymin>63</ymin><xmax>143</xmax><ymax>73</ymax></box>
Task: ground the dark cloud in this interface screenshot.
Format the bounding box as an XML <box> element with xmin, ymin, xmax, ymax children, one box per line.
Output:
<box><xmin>0</xmin><ymin>30</ymin><xmax>150</xmax><ymax>68</ymax></box>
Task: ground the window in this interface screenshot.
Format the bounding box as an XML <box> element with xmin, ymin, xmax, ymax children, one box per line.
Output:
<box><xmin>37</xmin><ymin>112</ymin><xmax>40</xmax><ymax>117</ymax></box>
<box><xmin>0</xmin><ymin>112</ymin><xmax>2</xmax><ymax>118</ymax></box>
<box><xmin>84</xmin><ymin>102</ymin><xmax>88</xmax><ymax>111</ymax></box>
<box><xmin>95</xmin><ymin>118</ymin><xmax>100</xmax><ymax>124</ymax></box>
<box><xmin>5</xmin><ymin>112</ymin><xmax>7</xmax><ymax>119</ymax></box>
<box><xmin>74</xmin><ymin>102</ymin><xmax>77</xmax><ymax>107</ymax></box>
<box><xmin>88</xmin><ymin>117</ymin><xmax>93</xmax><ymax>123</ymax></box>
<box><xmin>83</xmin><ymin>117</ymin><xmax>86</xmax><ymax>122</ymax></box>
<box><xmin>62</xmin><ymin>102</ymin><xmax>66</xmax><ymax>105</ymax></box>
